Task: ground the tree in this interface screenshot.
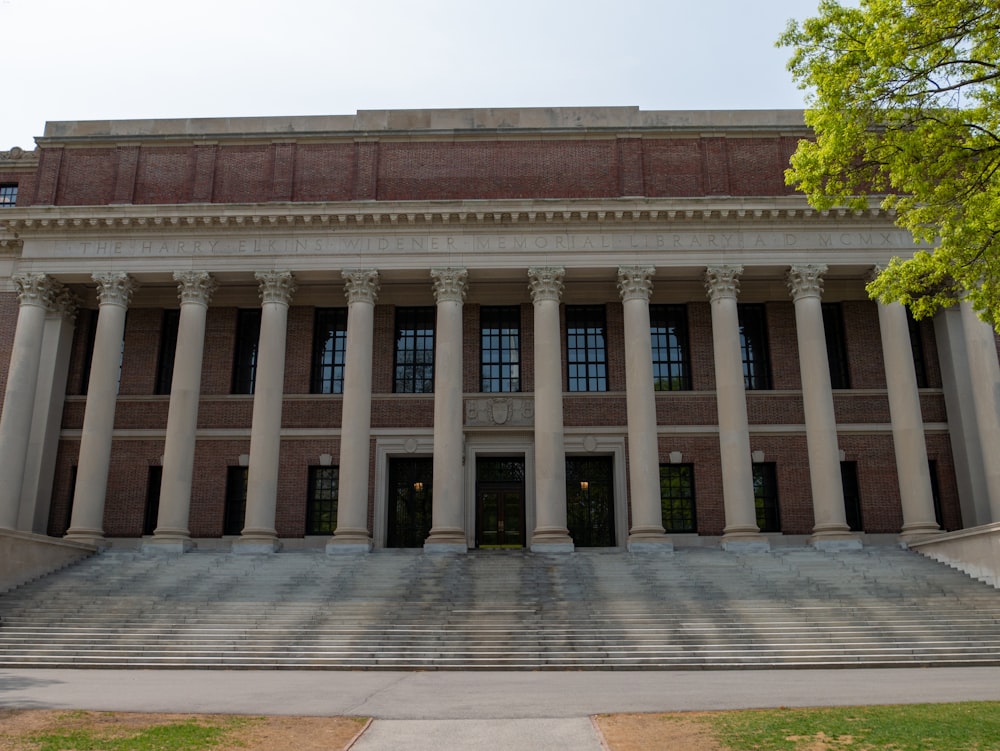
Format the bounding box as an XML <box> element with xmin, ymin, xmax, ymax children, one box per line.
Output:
<box><xmin>779</xmin><ymin>0</ymin><xmax>1000</xmax><ymax>330</ymax></box>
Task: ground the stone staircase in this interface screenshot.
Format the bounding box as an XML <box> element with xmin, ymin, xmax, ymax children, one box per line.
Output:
<box><xmin>1</xmin><ymin>546</ymin><xmax>999</xmax><ymax>669</ymax></box>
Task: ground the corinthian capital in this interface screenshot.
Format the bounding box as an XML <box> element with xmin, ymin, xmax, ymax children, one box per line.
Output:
<box><xmin>343</xmin><ymin>269</ymin><xmax>380</xmax><ymax>305</ymax></box>
<box><xmin>431</xmin><ymin>267</ymin><xmax>468</xmax><ymax>303</ymax></box>
<box><xmin>50</xmin><ymin>286</ymin><xmax>80</xmax><ymax>320</ymax></box>
<box><xmin>704</xmin><ymin>265</ymin><xmax>742</xmax><ymax>302</ymax></box>
<box><xmin>786</xmin><ymin>264</ymin><xmax>827</xmax><ymax>302</ymax></box>
<box><xmin>12</xmin><ymin>272</ymin><xmax>59</xmax><ymax>309</ymax></box>
<box><xmin>93</xmin><ymin>272</ymin><xmax>137</xmax><ymax>308</ymax></box>
<box><xmin>617</xmin><ymin>266</ymin><xmax>655</xmax><ymax>302</ymax></box>
<box><xmin>174</xmin><ymin>270</ymin><xmax>217</xmax><ymax>306</ymax></box>
<box><xmin>255</xmin><ymin>270</ymin><xmax>296</xmax><ymax>305</ymax></box>
<box><xmin>528</xmin><ymin>266</ymin><xmax>565</xmax><ymax>303</ymax></box>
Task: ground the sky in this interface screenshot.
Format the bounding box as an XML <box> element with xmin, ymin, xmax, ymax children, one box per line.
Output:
<box><xmin>2</xmin><ymin>0</ymin><xmax>825</xmax><ymax>150</ymax></box>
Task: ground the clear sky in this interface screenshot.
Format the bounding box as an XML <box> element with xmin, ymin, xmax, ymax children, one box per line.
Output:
<box><xmin>2</xmin><ymin>0</ymin><xmax>824</xmax><ymax>150</ymax></box>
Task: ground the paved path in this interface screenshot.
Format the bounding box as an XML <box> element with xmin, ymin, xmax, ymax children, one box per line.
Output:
<box><xmin>4</xmin><ymin>668</ymin><xmax>1000</xmax><ymax>749</ymax></box>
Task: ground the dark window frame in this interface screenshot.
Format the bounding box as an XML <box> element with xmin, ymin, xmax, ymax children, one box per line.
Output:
<box><xmin>306</xmin><ymin>466</ymin><xmax>339</xmax><ymax>535</ymax></box>
<box><xmin>822</xmin><ymin>303</ymin><xmax>851</xmax><ymax>389</ymax></box>
<box><xmin>155</xmin><ymin>309</ymin><xmax>181</xmax><ymax>396</ymax></box>
<box><xmin>0</xmin><ymin>183</ymin><xmax>17</xmax><ymax>207</ymax></box>
<box><xmin>223</xmin><ymin>466</ymin><xmax>248</xmax><ymax>536</ymax></box>
<box><xmin>143</xmin><ymin>466</ymin><xmax>163</xmax><ymax>536</ymax></box>
<box><xmin>650</xmin><ymin>304</ymin><xmax>692</xmax><ymax>391</ymax></box>
<box><xmin>231</xmin><ymin>309</ymin><xmax>261</xmax><ymax>395</ymax></box>
<box><xmin>480</xmin><ymin>305</ymin><xmax>521</xmax><ymax>393</ymax></box>
<box><xmin>659</xmin><ymin>463</ymin><xmax>697</xmax><ymax>533</ymax></box>
<box><xmin>841</xmin><ymin>461</ymin><xmax>863</xmax><ymax>531</ymax></box>
<box><xmin>738</xmin><ymin>304</ymin><xmax>772</xmax><ymax>390</ymax></box>
<box><xmin>752</xmin><ymin>462</ymin><xmax>780</xmax><ymax>532</ymax></box>
<box><xmin>566</xmin><ymin>304</ymin><xmax>608</xmax><ymax>393</ymax></box>
<box><xmin>311</xmin><ymin>307</ymin><xmax>348</xmax><ymax>394</ymax></box>
<box><xmin>907</xmin><ymin>310</ymin><xmax>930</xmax><ymax>388</ymax></box>
<box><xmin>393</xmin><ymin>306</ymin><xmax>435</xmax><ymax>394</ymax></box>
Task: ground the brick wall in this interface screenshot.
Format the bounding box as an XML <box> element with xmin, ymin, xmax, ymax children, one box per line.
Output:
<box><xmin>28</xmin><ymin>136</ymin><xmax>817</xmax><ymax>206</ymax></box>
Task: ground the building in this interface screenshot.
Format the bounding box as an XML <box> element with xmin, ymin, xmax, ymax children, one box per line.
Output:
<box><xmin>1</xmin><ymin>108</ymin><xmax>999</xmax><ymax>557</ymax></box>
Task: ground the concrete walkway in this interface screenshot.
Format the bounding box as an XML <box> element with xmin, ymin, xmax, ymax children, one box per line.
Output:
<box><xmin>4</xmin><ymin>668</ymin><xmax>1000</xmax><ymax>749</ymax></box>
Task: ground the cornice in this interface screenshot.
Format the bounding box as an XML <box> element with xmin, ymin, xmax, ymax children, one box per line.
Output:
<box><xmin>0</xmin><ymin>197</ymin><xmax>898</xmax><ymax>237</ymax></box>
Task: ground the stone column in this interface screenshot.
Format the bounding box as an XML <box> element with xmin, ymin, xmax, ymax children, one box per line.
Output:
<box><xmin>787</xmin><ymin>264</ymin><xmax>860</xmax><ymax>550</ymax></box>
<box><xmin>528</xmin><ymin>267</ymin><xmax>574</xmax><ymax>552</ymax></box>
<box><xmin>617</xmin><ymin>266</ymin><xmax>671</xmax><ymax>551</ymax></box>
<box><xmin>425</xmin><ymin>268</ymin><xmax>469</xmax><ymax>552</ymax></box>
<box><xmin>19</xmin><ymin>287</ymin><xmax>78</xmax><ymax>533</ymax></box>
<box><xmin>328</xmin><ymin>269</ymin><xmax>380</xmax><ymax>554</ymax></box>
<box><xmin>960</xmin><ymin>301</ymin><xmax>1000</xmax><ymax>522</ymax></box>
<box><xmin>144</xmin><ymin>271</ymin><xmax>217</xmax><ymax>554</ymax></box>
<box><xmin>0</xmin><ymin>273</ymin><xmax>62</xmax><ymax>530</ymax></box>
<box><xmin>874</xmin><ymin>293</ymin><xmax>940</xmax><ymax>541</ymax></box>
<box><xmin>66</xmin><ymin>272</ymin><xmax>137</xmax><ymax>546</ymax></box>
<box><xmin>704</xmin><ymin>266</ymin><xmax>767</xmax><ymax>551</ymax></box>
<box><xmin>234</xmin><ymin>271</ymin><xmax>295</xmax><ymax>554</ymax></box>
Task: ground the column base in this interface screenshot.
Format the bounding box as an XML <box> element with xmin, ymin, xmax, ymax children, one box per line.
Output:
<box><xmin>142</xmin><ymin>535</ymin><xmax>195</xmax><ymax>554</ymax></box>
<box><xmin>809</xmin><ymin>528</ymin><xmax>863</xmax><ymax>551</ymax></box>
<box><xmin>326</xmin><ymin>529</ymin><xmax>373</xmax><ymax>554</ymax></box>
<box><xmin>627</xmin><ymin>528</ymin><xmax>674</xmax><ymax>552</ymax></box>
<box><xmin>424</xmin><ymin>527</ymin><xmax>468</xmax><ymax>553</ymax></box>
<box><xmin>720</xmin><ymin>525</ymin><xmax>770</xmax><ymax>552</ymax></box>
<box><xmin>232</xmin><ymin>532</ymin><xmax>282</xmax><ymax>554</ymax></box>
<box><xmin>64</xmin><ymin>528</ymin><xmax>108</xmax><ymax>549</ymax></box>
<box><xmin>898</xmin><ymin>522</ymin><xmax>942</xmax><ymax>547</ymax></box>
<box><xmin>530</xmin><ymin>527</ymin><xmax>575</xmax><ymax>553</ymax></box>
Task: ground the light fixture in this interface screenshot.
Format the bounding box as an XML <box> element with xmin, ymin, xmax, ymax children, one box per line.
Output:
<box><xmin>580</xmin><ymin>481</ymin><xmax>589</xmax><ymax>491</ymax></box>
<box><xmin>414</xmin><ymin>482</ymin><xmax>424</xmax><ymax>492</ymax></box>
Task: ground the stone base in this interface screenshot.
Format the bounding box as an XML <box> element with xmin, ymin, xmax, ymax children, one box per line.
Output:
<box><xmin>809</xmin><ymin>534</ymin><xmax>863</xmax><ymax>551</ymax></box>
<box><xmin>141</xmin><ymin>537</ymin><xmax>195</xmax><ymax>554</ymax></box>
<box><xmin>326</xmin><ymin>541</ymin><xmax>372</xmax><ymax>555</ymax></box>
<box><xmin>530</xmin><ymin>541</ymin><xmax>575</xmax><ymax>553</ymax></box>
<box><xmin>64</xmin><ymin>529</ymin><xmax>109</xmax><ymax>549</ymax></box>
<box><xmin>898</xmin><ymin>524</ymin><xmax>943</xmax><ymax>548</ymax></box>
<box><xmin>720</xmin><ymin>527</ymin><xmax>770</xmax><ymax>552</ymax></box>
<box><xmin>627</xmin><ymin>537</ymin><xmax>674</xmax><ymax>553</ymax></box>
<box><xmin>232</xmin><ymin>537</ymin><xmax>282</xmax><ymax>554</ymax></box>
<box><xmin>424</xmin><ymin>542</ymin><xmax>468</xmax><ymax>554</ymax></box>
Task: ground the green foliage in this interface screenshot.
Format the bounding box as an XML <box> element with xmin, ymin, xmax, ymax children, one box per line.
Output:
<box><xmin>29</xmin><ymin>719</ymin><xmax>236</xmax><ymax>751</ymax></box>
<box><xmin>710</xmin><ymin>701</ymin><xmax>1000</xmax><ymax>750</ymax></box>
<box><xmin>779</xmin><ymin>0</ymin><xmax>1000</xmax><ymax>330</ymax></box>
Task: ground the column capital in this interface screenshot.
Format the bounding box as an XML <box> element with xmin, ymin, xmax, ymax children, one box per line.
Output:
<box><xmin>92</xmin><ymin>272</ymin><xmax>137</xmax><ymax>308</ymax></box>
<box><xmin>866</xmin><ymin>264</ymin><xmax>884</xmax><ymax>284</ymax></box>
<box><xmin>528</xmin><ymin>266</ymin><xmax>565</xmax><ymax>303</ymax></box>
<box><xmin>50</xmin><ymin>286</ymin><xmax>79</xmax><ymax>320</ymax></box>
<box><xmin>617</xmin><ymin>266</ymin><xmax>655</xmax><ymax>302</ymax></box>
<box><xmin>254</xmin><ymin>270</ymin><xmax>296</xmax><ymax>305</ymax></box>
<box><xmin>704</xmin><ymin>265</ymin><xmax>743</xmax><ymax>301</ymax></box>
<box><xmin>343</xmin><ymin>268</ymin><xmax>380</xmax><ymax>305</ymax></box>
<box><xmin>431</xmin><ymin>267</ymin><xmax>468</xmax><ymax>303</ymax></box>
<box><xmin>173</xmin><ymin>270</ymin><xmax>217</xmax><ymax>306</ymax></box>
<box><xmin>12</xmin><ymin>273</ymin><xmax>60</xmax><ymax>309</ymax></box>
<box><xmin>786</xmin><ymin>264</ymin><xmax>827</xmax><ymax>302</ymax></box>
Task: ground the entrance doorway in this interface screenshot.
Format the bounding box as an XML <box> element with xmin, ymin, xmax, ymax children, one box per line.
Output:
<box><xmin>476</xmin><ymin>457</ymin><xmax>526</xmax><ymax>548</ymax></box>
<box><xmin>386</xmin><ymin>457</ymin><xmax>433</xmax><ymax>548</ymax></box>
<box><xmin>566</xmin><ymin>456</ymin><xmax>616</xmax><ymax>547</ymax></box>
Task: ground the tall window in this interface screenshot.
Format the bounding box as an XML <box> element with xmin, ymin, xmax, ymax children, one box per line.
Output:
<box><xmin>907</xmin><ymin>310</ymin><xmax>929</xmax><ymax>388</ymax></box>
<box><xmin>311</xmin><ymin>308</ymin><xmax>348</xmax><ymax>394</ymax></box>
<box><xmin>928</xmin><ymin>460</ymin><xmax>944</xmax><ymax>528</ymax></box>
<box><xmin>566</xmin><ymin>305</ymin><xmax>607</xmax><ymax>392</ymax></box>
<box><xmin>231</xmin><ymin>309</ymin><xmax>261</xmax><ymax>394</ymax></box>
<box><xmin>0</xmin><ymin>183</ymin><xmax>17</xmax><ymax>207</ymax></box>
<box><xmin>394</xmin><ymin>307</ymin><xmax>435</xmax><ymax>393</ymax></box>
<box><xmin>480</xmin><ymin>306</ymin><xmax>521</xmax><ymax>393</ymax></box>
<box><xmin>387</xmin><ymin>458</ymin><xmax>433</xmax><ymax>548</ymax></box>
<box><xmin>306</xmin><ymin>466</ymin><xmax>339</xmax><ymax>535</ymax></box>
<box><xmin>660</xmin><ymin>464</ymin><xmax>696</xmax><ymax>532</ymax></box>
<box><xmin>155</xmin><ymin>309</ymin><xmax>180</xmax><ymax>395</ymax></box>
<box><xmin>738</xmin><ymin>304</ymin><xmax>771</xmax><ymax>390</ymax></box>
<box><xmin>143</xmin><ymin>466</ymin><xmax>162</xmax><ymax>536</ymax></box>
<box><xmin>223</xmin><ymin>467</ymin><xmax>248</xmax><ymax>536</ymax></box>
<box><xmin>79</xmin><ymin>309</ymin><xmax>98</xmax><ymax>396</ymax></box>
<box><xmin>650</xmin><ymin>304</ymin><xmax>691</xmax><ymax>391</ymax></box>
<box><xmin>841</xmin><ymin>461</ymin><xmax>863</xmax><ymax>531</ymax></box>
<box><xmin>752</xmin><ymin>462</ymin><xmax>780</xmax><ymax>532</ymax></box>
<box><xmin>822</xmin><ymin>303</ymin><xmax>850</xmax><ymax>389</ymax></box>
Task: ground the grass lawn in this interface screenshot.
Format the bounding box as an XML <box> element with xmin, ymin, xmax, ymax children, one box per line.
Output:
<box><xmin>596</xmin><ymin>701</ymin><xmax>1000</xmax><ymax>750</ymax></box>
